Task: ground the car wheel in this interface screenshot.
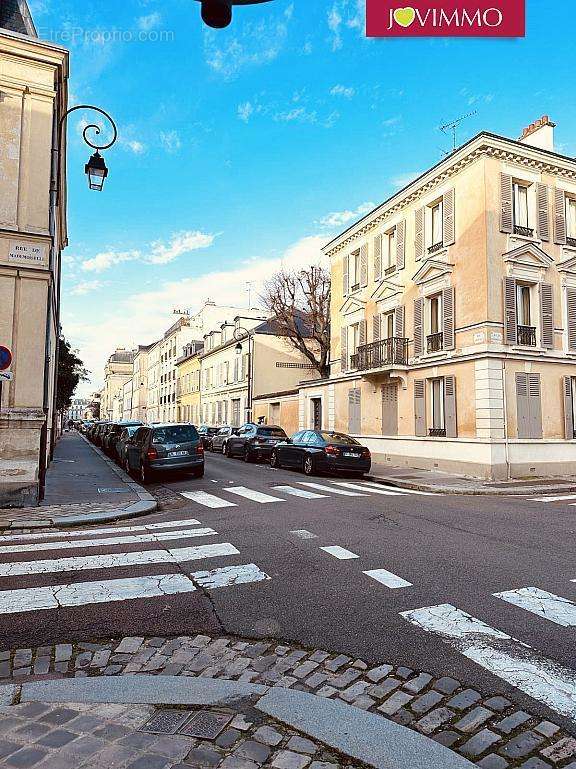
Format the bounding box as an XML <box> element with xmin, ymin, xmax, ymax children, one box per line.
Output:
<box><xmin>225</xmin><ymin>442</ymin><xmax>233</xmax><ymax>458</ymax></box>
<box><xmin>192</xmin><ymin>466</ymin><xmax>205</xmax><ymax>478</ymax></box>
<box><xmin>303</xmin><ymin>456</ymin><xmax>315</xmax><ymax>476</ymax></box>
<box><xmin>243</xmin><ymin>446</ymin><xmax>252</xmax><ymax>463</ymax></box>
<box><xmin>270</xmin><ymin>451</ymin><xmax>280</xmax><ymax>469</ymax></box>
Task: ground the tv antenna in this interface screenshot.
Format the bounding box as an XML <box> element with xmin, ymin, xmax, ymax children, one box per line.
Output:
<box><xmin>439</xmin><ymin>110</ymin><xmax>477</xmax><ymax>153</ymax></box>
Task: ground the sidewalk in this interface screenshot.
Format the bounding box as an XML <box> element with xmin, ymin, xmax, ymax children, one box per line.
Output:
<box><xmin>368</xmin><ymin>462</ymin><xmax>576</xmax><ymax>496</ymax></box>
<box><xmin>0</xmin><ymin>432</ymin><xmax>156</xmax><ymax>530</ymax></box>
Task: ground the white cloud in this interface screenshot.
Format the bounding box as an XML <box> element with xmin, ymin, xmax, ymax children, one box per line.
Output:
<box><xmin>124</xmin><ymin>139</ymin><xmax>147</xmax><ymax>154</ymax></box>
<box><xmin>81</xmin><ymin>250</ymin><xmax>140</xmax><ymax>273</ymax></box>
<box><xmin>238</xmin><ymin>101</ymin><xmax>255</xmax><ymax>123</ymax></box>
<box><xmin>330</xmin><ymin>84</ymin><xmax>355</xmax><ymax>98</ymax></box>
<box><xmin>274</xmin><ymin>106</ymin><xmax>317</xmax><ymax>124</ymax></box>
<box><xmin>70</xmin><ymin>280</ymin><xmax>103</xmax><ymax>296</ymax></box>
<box><xmin>138</xmin><ymin>12</ymin><xmax>161</xmax><ymax>31</ymax></box>
<box><xmin>327</xmin><ymin>0</ymin><xmax>364</xmax><ymax>50</ymax></box>
<box><xmin>318</xmin><ymin>201</ymin><xmax>375</xmax><ymax>228</ymax></box>
<box><xmin>68</xmin><ymin>234</ymin><xmax>327</xmax><ymax>396</ymax></box>
<box><xmin>160</xmin><ymin>130</ymin><xmax>182</xmax><ymax>153</ymax></box>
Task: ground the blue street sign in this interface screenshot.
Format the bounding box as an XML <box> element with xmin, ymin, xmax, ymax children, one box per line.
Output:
<box><xmin>0</xmin><ymin>346</ymin><xmax>12</xmax><ymax>371</ymax></box>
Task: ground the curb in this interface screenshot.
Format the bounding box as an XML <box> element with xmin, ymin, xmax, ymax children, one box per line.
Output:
<box><xmin>0</xmin><ymin>675</ymin><xmax>474</xmax><ymax>769</ymax></box>
<box><xmin>366</xmin><ymin>474</ymin><xmax>576</xmax><ymax>497</ymax></box>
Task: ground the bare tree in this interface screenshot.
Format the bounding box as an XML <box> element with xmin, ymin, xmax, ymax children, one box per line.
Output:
<box><xmin>261</xmin><ymin>265</ymin><xmax>331</xmax><ymax>378</ymax></box>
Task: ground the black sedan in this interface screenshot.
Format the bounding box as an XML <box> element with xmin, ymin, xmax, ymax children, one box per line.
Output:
<box><xmin>226</xmin><ymin>424</ymin><xmax>287</xmax><ymax>462</ymax></box>
<box><xmin>270</xmin><ymin>430</ymin><xmax>371</xmax><ymax>477</ymax></box>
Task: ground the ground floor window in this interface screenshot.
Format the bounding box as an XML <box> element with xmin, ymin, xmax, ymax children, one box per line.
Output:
<box><xmin>430</xmin><ymin>378</ymin><xmax>445</xmax><ymax>436</ymax></box>
<box><xmin>311</xmin><ymin>397</ymin><xmax>322</xmax><ymax>430</ymax></box>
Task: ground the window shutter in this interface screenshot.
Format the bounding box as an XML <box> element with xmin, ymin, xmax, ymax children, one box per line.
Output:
<box><xmin>396</xmin><ymin>220</ymin><xmax>406</xmax><ymax>270</ymax></box>
<box><xmin>443</xmin><ymin>189</ymin><xmax>455</xmax><ymax>245</ymax></box>
<box><xmin>444</xmin><ymin>375</ymin><xmax>457</xmax><ymax>438</ymax></box>
<box><xmin>515</xmin><ymin>373</ymin><xmax>530</xmax><ymax>438</ymax></box>
<box><xmin>414</xmin><ymin>379</ymin><xmax>426</xmax><ymax>437</ymax></box>
<box><xmin>567</xmin><ymin>287</ymin><xmax>576</xmax><ymax>351</ymax></box>
<box><xmin>554</xmin><ymin>189</ymin><xmax>567</xmax><ymax>245</ymax></box>
<box><xmin>563</xmin><ymin>376</ymin><xmax>574</xmax><ymax>440</ymax></box>
<box><xmin>442</xmin><ymin>286</ymin><xmax>455</xmax><ymax>350</ymax></box>
<box><xmin>540</xmin><ymin>283</ymin><xmax>554</xmax><ymax>349</ymax></box>
<box><xmin>343</xmin><ymin>255</ymin><xmax>350</xmax><ymax>296</ymax></box>
<box><xmin>395</xmin><ymin>305</ymin><xmax>405</xmax><ymax>339</ymax></box>
<box><xmin>359</xmin><ymin>319</ymin><xmax>367</xmax><ymax>347</ymax></box>
<box><xmin>500</xmin><ymin>173</ymin><xmax>513</xmax><ymax>233</ymax></box>
<box><xmin>348</xmin><ymin>388</ymin><xmax>361</xmax><ymax>434</ymax></box>
<box><xmin>537</xmin><ymin>183</ymin><xmax>550</xmax><ymax>241</ymax></box>
<box><xmin>341</xmin><ymin>327</ymin><xmax>348</xmax><ymax>372</ymax></box>
<box><xmin>528</xmin><ymin>373</ymin><xmax>543</xmax><ymax>439</ymax></box>
<box><xmin>360</xmin><ymin>244</ymin><xmax>368</xmax><ymax>287</ymax></box>
<box><xmin>374</xmin><ymin>234</ymin><xmax>382</xmax><ymax>282</ymax></box>
<box><xmin>372</xmin><ymin>313</ymin><xmax>381</xmax><ymax>342</ymax></box>
<box><xmin>415</xmin><ymin>207</ymin><xmax>425</xmax><ymax>261</ymax></box>
<box><xmin>413</xmin><ymin>298</ymin><xmax>424</xmax><ymax>357</ymax></box>
<box><xmin>504</xmin><ymin>277</ymin><xmax>518</xmax><ymax>345</ymax></box>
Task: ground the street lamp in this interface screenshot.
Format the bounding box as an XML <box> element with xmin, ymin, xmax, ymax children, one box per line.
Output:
<box><xmin>84</xmin><ymin>151</ymin><xmax>108</xmax><ymax>191</ymax></box>
<box><xmin>233</xmin><ymin>326</ymin><xmax>253</xmax><ymax>423</ymax></box>
<box><xmin>195</xmin><ymin>0</ymin><xmax>273</xmax><ymax>28</ymax></box>
<box><xmin>59</xmin><ymin>105</ymin><xmax>118</xmax><ymax>194</ymax></box>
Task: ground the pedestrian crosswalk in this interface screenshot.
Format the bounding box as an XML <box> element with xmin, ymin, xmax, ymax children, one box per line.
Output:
<box><xmin>515</xmin><ymin>492</ymin><xmax>576</xmax><ymax>504</ymax></box>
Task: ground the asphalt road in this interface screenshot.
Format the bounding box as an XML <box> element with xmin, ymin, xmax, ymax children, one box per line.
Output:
<box><xmin>2</xmin><ymin>449</ymin><xmax>576</xmax><ymax>729</ymax></box>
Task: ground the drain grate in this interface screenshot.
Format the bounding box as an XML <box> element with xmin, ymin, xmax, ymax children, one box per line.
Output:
<box><xmin>179</xmin><ymin>711</ymin><xmax>233</xmax><ymax>739</ymax></box>
<box><xmin>141</xmin><ymin>710</ymin><xmax>193</xmax><ymax>734</ymax></box>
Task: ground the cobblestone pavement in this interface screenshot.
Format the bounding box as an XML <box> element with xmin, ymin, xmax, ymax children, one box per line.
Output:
<box><xmin>0</xmin><ymin>503</ymin><xmax>124</xmax><ymax>529</ymax></box>
<box><xmin>1</xmin><ymin>634</ymin><xmax>575</xmax><ymax>768</ymax></box>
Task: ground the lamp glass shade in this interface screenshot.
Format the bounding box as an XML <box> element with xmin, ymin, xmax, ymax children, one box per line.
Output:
<box><xmin>235</xmin><ymin>342</ymin><xmax>242</xmax><ymax>355</ymax></box>
<box><xmin>85</xmin><ymin>151</ymin><xmax>108</xmax><ymax>191</ymax></box>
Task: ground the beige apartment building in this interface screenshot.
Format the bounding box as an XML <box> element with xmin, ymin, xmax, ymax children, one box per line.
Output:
<box><xmin>299</xmin><ymin>116</ymin><xmax>576</xmax><ymax>479</ymax></box>
<box><xmin>100</xmin><ymin>349</ymin><xmax>136</xmax><ymax>421</ymax></box>
<box><xmin>0</xmin><ymin>5</ymin><xmax>69</xmax><ymax>506</ymax></box>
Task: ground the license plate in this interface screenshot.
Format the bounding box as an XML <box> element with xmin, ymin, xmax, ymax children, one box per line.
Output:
<box><xmin>343</xmin><ymin>452</ymin><xmax>361</xmax><ymax>458</ymax></box>
<box><xmin>169</xmin><ymin>450</ymin><xmax>188</xmax><ymax>457</ymax></box>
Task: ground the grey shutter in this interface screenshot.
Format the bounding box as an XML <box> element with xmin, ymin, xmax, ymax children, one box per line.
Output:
<box><xmin>537</xmin><ymin>183</ymin><xmax>550</xmax><ymax>241</ymax></box>
<box><xmin>341</xmin><ymin>327</ymin><xmax>348</xmax><ymax>372</ymax></box>
<box><xmin>415</xmin><ymin>207</ymin><xmax>424</xmax><ymax>261</ymax></box>
<box><xmin>567</xmin><ymin>287</ymin><xmax>576</xmax><ymax>351</ymax></box>
<box><xmin>540</xmin><ymin>283</ymin><xmax>554</xmax><ymax>349</ymax></box>
<box><xmin>359</xmin><ymin>319</ymin><xmax>367</xmax><ymax>348</ymax></box>
<box><xmin>528</xmin><ymin>374</ymin><xmax>543</xmax><ymax>439</ymax></box>
<box><xmin>443</xmin><ymin>188</ymin><xmax>455</xmax><ymax>245</ymax></box>
<box><xmin>500</xmin><ymin>173</ymin><xmax>513</xmax><ymax>233</ymax></box>
<box><xmin>442</xmin><ymin>286</ymin><xmax>455</xmax><ymax>350</ymax></box>
<box><xmin>348</xmin><ymin>388</ymin><xmax>361</xmax><ymax>434</ymax></box>
<box><xmin>444</xmin><ymin>375</ymin><xmax>457</xmax><ymax>438</ymax></box>
<box><xmin>414</xmin><ymin>379</ymin><xmax>426</xmax><ymax>437</ymax></box>
<box><xmin>395</xmin><ymin>305</ymin><xmax>405</xmax><ymax>339</ymax></box>
<box><xmin>504</xmin><ymin>277</ymin><xmax>518</xmax><ymax>345</ymax></box>
<box><xmin>343</xmin><ymin>255</ymin><xmax>349</xmax><ymax>296</ymax></box>
<box><xmin>554</xmin><ymin>189</ymin><xmax>567</xmax><ymax>245</ymax></box>
<box><xmin>396</xmin><ymin>220</ymin><xmax>406</xmax><ymax>270</ymax></box>
<box><xmin>374</xmin><ymin>235</ymin><xmax>382</xmax><ymax>282</ymax></box>
<box><xmin>563</xmin><ymin>376</ymin><xmax>574</xmax><ymax>439</ymax></box>
<box><xmin>516</xmin><ymin>373</ymin><xmax>530</xmax><ymax>438</ymax></box>
<box><xmin>413</xmin><ymin>298</ymin><xmax>424</xmax><ymax>357</ymax></box>
<box><xmin>360</xmin><ymin>244</ymin><xmax>368</xmax><ymax>287</ymax></box>
<box><xmin>381</xmin><ymin>383</ymin><xmax>398</xmax><ymax>436</ymax></box>
<box><xmin>372</xmin><ymin>313</ymin><xmax>381</xmax><ymax>342</ymax></box>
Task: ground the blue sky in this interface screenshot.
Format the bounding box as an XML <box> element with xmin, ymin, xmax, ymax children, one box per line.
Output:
<box><xmin>31</xmin><ymin>0</ymin><xmax>576</xmax><ymax>393</ymax></box>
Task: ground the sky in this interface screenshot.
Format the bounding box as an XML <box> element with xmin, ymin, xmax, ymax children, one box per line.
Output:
<box><xmin>30</xmin><ymin>0</ymin><xmax>576</xmax><ymax>396</ymax></box>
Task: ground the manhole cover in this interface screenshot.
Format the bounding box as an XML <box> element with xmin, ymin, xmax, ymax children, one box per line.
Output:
<box><xmin>141</xmin><ymin>710</ymin><xmax>193</xmax><ymax>734</ymax></box>
<box><xmin>179</xmin><ymin>711</ymin><xmax>232</xmax><ymax>739</ymax></box>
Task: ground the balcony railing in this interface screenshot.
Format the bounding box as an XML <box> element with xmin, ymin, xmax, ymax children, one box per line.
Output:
<box><xmin>428</xmin><ymin>241</ymin><xmax>444</xmax><ymax>254</ymax></box>
<box><xmin>513</xmin><ymin>225</ymin><xmax>534</xmax><ymax>237</ymax></box>
<box><xmin>429</xmin><ymin>427</ymin><xmax>446</xmax><ymax>437</ymax></box>
<box><xmin>384</xmin><ymin>264</ymin><xmax>396</xmax><ymax>276</ymax></box>
<box><xmin>350</xmin><ymin>337</ymin><xmax>409</xmax><ymax>371</ymax></box>
<box><xmin>351</xmin><ymin>282</ymin><xmax>360</xmax><ymax>292</ymax></box>
<box><xmin>517</xmin><ymin>325</ymin><xmax>536</xmax><ymax>347</ymax></box>
<box><xmin>427</xmin><ymin>331</ymin><xmax>444</xmax><ymax>353</ymax></box>
<box><xmin>567</xmin><ymin>236</ymin><xmax>576</xmax><ymax>248</ymax></box>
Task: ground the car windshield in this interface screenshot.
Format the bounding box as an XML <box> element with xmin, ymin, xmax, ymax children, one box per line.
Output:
<box><xmin>207</xmin><ymin>427</ymin><xmax>219</xmax><ymax>435</ymax></box>
<box><xmin>319</xmin><ymin>432</ymin><xmax>360</xmax><ymax>446</ymax></box>
<box><xmin>152</xmin><ymin>425</ymin><xmax>199</xmax><ymax>444</ymax></box>
<box><xmin>257</xmin><ymin>427</ymin><xmax>287</xmax><ymax>437</ymax></box>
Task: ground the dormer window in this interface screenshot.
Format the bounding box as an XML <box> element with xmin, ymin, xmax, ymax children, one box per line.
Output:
<box><xmin>513</xmin><ymin>182</ymin><xmax>533</xmax><ymax>236</ymax></box>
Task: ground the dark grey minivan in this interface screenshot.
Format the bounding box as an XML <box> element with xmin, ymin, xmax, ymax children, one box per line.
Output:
<box><xmin>125</xmin><ymin>423</ymin><xmax>204</xmax><ymax>483</ymax></box>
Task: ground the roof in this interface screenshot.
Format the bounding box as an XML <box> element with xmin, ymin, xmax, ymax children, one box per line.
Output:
<box><xmin>108</xmin><ymin>350</ymin><xmax>137</xmax><ymax>364</ymax></box>
<box><xmin>254</xmin><ymin>310</ymin><xmax>315</xmax><ymax>339</ymax></box>
<box><xmin>0</xmin><ymin>0</ymin><xmax>36</xmax><ymax>35</ymax></box>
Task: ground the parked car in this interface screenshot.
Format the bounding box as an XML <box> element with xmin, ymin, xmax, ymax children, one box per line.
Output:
<box><xmin>125</xmin><ymin>423</ymin><xmax>204</xmax><ymax>483</ymax></box>
<box><xmin>210</xmin><ymin>426</ymin><xmax>239</xmax><ymax>453</ymax></box>
<box><xmin>103</xmin><ymin>421</ymin><xmax>143</xmax><ymax>458</ymax></box>
<box><xmin>225</xmin><ymin>424</ymin><xmax>287</xmax><ymax>462</ymax></box>
<box><xmin>270</xmin><ymin>430</ymin><xmax>371</xmax><ymax>477</ymax></box>
<box><xmin>92</xmin><ymin>422</ymin><xmax>110</xmax><ymax>447</ymax></box>
<box><xmin>197</xmin><ymin>425</ymin><xmax>220</xmax><ymax>450</ymax></box>
<box><xmin>115</xmin><ymin>424</ymin><xmax>144</xmax><ymax>466</ymax></box>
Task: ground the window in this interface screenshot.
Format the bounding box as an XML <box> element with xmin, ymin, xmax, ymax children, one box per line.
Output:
<box><xmin>351</xmin><ymin>323</ymin><xmax>360</xmax><ymax>354</ymax></box>
<box><xmin>350</xmin><ymin>249</ymin><xmax>360</xmax><ymax>291</ymax></box>
<box><xmin>430</xmin><ymin>201</ymin><xmax>443</xmax><ymax>248</ymax></box>
<box><xmin>430</xmin><ymin>378</ymin><xmax>445</xmax><ymax>436</ymax></box>
<box><xmin>384</xmin><ymin>312</ymin><xmax>395</xmax><ymax>340</ymax></box>
<box><xmin>513</xmin><ymin>182</ymin><xmax>532</xmax><ymax>234</ymax></box>
<box><xmin>567</xmin><ymin>197</ymin><xmax>576</xmax><ymax>241</ymax></box>
<box><xmin>516</xmin><ymin>284</ymin><xmax>536</xmax><ymax>346</ymax></box>
<box><xmin>426</xmin><ymin>294</ymin><xmax>443</xmax><ymax>353</ymax></box>
<box><xmin>384</xmin><ymin>228</ymin><xmax>396</xmax><ymax>273</ymax></box>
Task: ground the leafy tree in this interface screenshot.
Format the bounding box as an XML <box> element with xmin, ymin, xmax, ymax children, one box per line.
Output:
<box><xmin>56</xmin><ymin>337</ymin><xmax>88</xmax><ymax>412</ymax></box>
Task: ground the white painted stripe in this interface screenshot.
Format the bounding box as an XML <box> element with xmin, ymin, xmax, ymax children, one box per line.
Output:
<box><xmin>273</xmin><ymin>486</ymin><xmax>326</xmax><ymax>499</ymax></box>
<box><xmin>320</xmin><ymin>546</ymin><xmax>359</xmax><ymax>560</ymax></box>
<box><xmin>363</xmin><ymin>569</ymin><xmax>412</xmax><ymax>589</ymax></box>
<box><xmin>333</xmin><ymin>482</ymin><xmax>404</xmax><ymax>496</ymax></box>
<box><xmin>180</xmin><ymin>491</ymin><xmax>237</xmax><ymax>508</ymax></box>
<box><xmin>298</xmin><ymin>482</ymin><xmax>367</xmax><ymax>497</ymax></box>
<box><xmin>401</xmin><ymin>603</ymin><xmax>576</xmax><ymax>719</ymax></box>
<box><xmin>532</xmin><ymin>494</ymin><xmax>576</xmax><ymax>502</ymax></box>
<box><xmin>360</xmin><ymin>481</ymin><xmax>433</xmax><ymax>496</ymax></box>
<box><xmin>0</xmin><ymin>543</ymin><xmax>240</xmax><ymax>578</ymax></box>
<box><xmin>225</xmin><ymin>487</ymin><xmax>284</xmax><ymax>504</ymax></box>
<box><xmin>0</xmin><ymin>574</ymin><xmax>197</xmax><ymax>614</ymax></box>
<box><xmin>191</xmin><ymin>563</ymin><xmax>270</xmax><ymax>589</ymax></box>
<box><xmin>0</xmin><ymin>528</ymin><xmax>218</xmax><ymax>555</ymax></box>
<box><xmin>495</xmin><ymin>587</ymin><xmax>576</xmax><ymax>627</ymax></box>
<box><xmin>0</xmin><ymin>518</ymin><xmax>203</xmax><ymax>543</ymax></box>
<box><xmin>290</xmin><ymin>530</ymin><xmax>318</xmax><ymax>539</ymax></box>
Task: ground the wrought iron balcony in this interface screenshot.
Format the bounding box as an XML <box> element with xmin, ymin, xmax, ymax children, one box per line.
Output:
<box><xmin>350</xmin><ymin>337</ymin><xmax>409</xmax><ymax>371</ymax></box>
<box><xmin>429</xmin><ymin>427</ymin><xmax>446</xmax><ymax>437</ymax></box>
<box><xmin>384</xmin><ymin>264</ymin><xmax>396</xmax><ymax>276</ymax></box>
<box><xmin>428</xmin><ymin>241</ymin><xmax>444</xmax><ymax>254</ymax></box>
<box><xmin>567</xmin><ymin>236</ymin><xmax>576</xmax><ymax>248</ymax></box>
<box><xmin>427</xmin><ymin>331</ymin><xmax>444</xmax><ymax>353</ymax></box>
<box><xmin>351</xmin><ymin>282</ymin><xmax>360</xmax><ymax>292</ymax></box>
<box><xmin>517</xmin><ymin>325</ymin><xmax>536</xmax><ymax>347</ymax></box>
<box><xmin>513</xmin><ymin>225</ymin><xmax>534</xmax><ymax>237</ymax></box>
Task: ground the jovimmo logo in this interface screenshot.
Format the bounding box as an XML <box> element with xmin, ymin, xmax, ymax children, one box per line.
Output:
<box><xmin>366</xmin><ymin>0</ymin><xmax>525</xmax><ymax>37</ymax></box>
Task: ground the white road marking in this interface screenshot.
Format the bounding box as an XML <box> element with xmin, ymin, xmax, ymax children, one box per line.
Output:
<box><xmin>180</xmin><ymin>491</ymin><xmax>237</xmax><ymax>508</ymax></box>
<box><xmin>0</xmin><ymin>574</ymin><xmax>197</xmax><ymax>615</ymax></box>
<box><xmin>363</xmin><ymin>569</ymin><xmax>412</xmax><ymax>589</ymax></box>
<box><xmin>298</xmin><ymin>482</ymin><xmax>367</xmax><ymax>497</ymax></box>
<box><xmin>0</xmin><ymin>528</ymin><xmax>218</xmax><ymax>554</ymax></box>
<box><xmin>225</xmin><ymin>487</ymin><xmax>285</xmax><ymax>504</ymax></box>
<box><xmin>190</xmin><ymin>563</ymin><xmax>270</xmax><ymax>589</ymax></box>
<box><xmin>494</xmin><ymin>587</ymin><xmax>576</xmax><ymax>627</ymax></box>
<box><xmin>359</xmin><ymin>481</ymin><xmax>434</xmax><ymax>496</ymax></box>
<box><xmin>290</xmin><ymin>530</ymin><xmax>318</xmax><ymax>539</ymax></box>
<box><xmin>320</xmin><ymin>546</ymin><xmax>359</xmax><ymax>559</ymax></box>
<box><xmin>273</xmin><ymin>486</ymin><xmax>326</xmax><ymax>499</ymax></box>
<box><xmin>0</xmin><ymin>543</ymin><xmax>240</xmax><ymax>577</ymax></box>
<box><xmin>532</xmin><ymin>494</ymin><xmax>576</xmax><ymax>502</ymax></box>
<box><xmin>0</xmin><ymin>518</ymin><xmax>203</xmax><ymax>543</ymax></box>
<box><xmin>333</xmin><ymin>482</ymin><xmax>405</xmax><ymax>496</ymax></box>
<box><xmin>401</xmin><ymin>603</ymin><xmax>576</xmax><ymax>719</ymax></box>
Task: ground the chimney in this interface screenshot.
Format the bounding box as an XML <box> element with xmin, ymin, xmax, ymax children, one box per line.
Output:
<box><xmin>518</xmin><ymin>115</ymin><xmax>556</xmax><ymax>152</ymax></box>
